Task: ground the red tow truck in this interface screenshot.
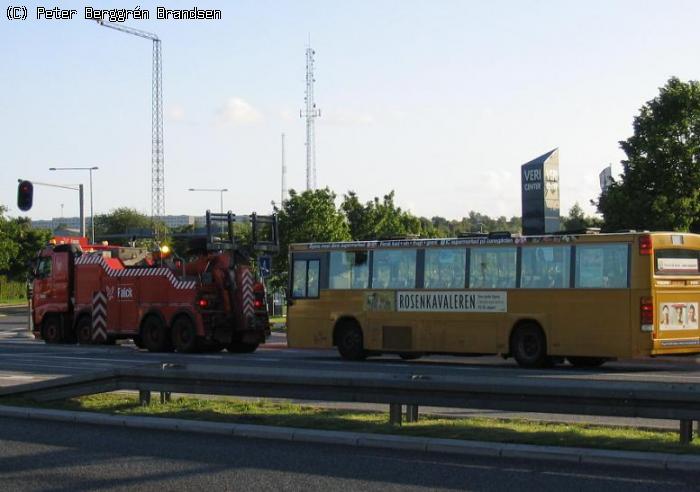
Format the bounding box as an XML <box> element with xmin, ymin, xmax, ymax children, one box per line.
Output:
<box><xmin>30</xmin><ymin>211</ymin><xmax>278</xmax><ymax>353</ymax></box>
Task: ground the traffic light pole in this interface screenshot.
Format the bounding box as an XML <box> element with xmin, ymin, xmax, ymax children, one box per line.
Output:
<box><xmin>17</xmin><ymin>179</ymin><xmax>86</xmax><ymax>238</ymax></box>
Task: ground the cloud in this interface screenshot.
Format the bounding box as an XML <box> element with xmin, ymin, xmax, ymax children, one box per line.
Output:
<box><xmin>322</xmin><ymin>109</ymin><xmax>375</xmax><ymax>126</ymax></box>
<box><xmin>219</xmin><ymin>97</ymin><xmax>263</xmax><ymax>124</ymax></box>
<box><xmin>166</xmin><ymin>104</ymin><xmax>186</xmax><ymax>122</ymax></box>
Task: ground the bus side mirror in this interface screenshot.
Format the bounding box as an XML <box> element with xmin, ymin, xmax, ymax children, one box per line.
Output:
<box><xmin>285</xmin><ymin>288</ymin><xmax>295</xmax><ymax>306</ymax></box>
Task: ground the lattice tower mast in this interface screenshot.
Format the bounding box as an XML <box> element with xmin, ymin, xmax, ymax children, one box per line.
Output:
<box><xmin>96</xmin><ymin>21</ymin><xmax>165</xmax><ymax>219</ymax></box>
<box><xmin>281</xmin><ymin>133</ymin><xmax>287</xmax><ymax>204</ymax></box>
<box><xmin>300</xmin><ymin>44</ymin><xmax>320</xmax><ymax>190</ymax></box>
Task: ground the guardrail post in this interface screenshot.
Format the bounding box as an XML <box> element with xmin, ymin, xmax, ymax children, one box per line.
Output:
<box><xmin>405</xmin><ymin>404</ymin><xmax>419</xmax><ymax>423</ymax></box>
<box><xmin>139</xmin><ymin>390</ymin><xmax>151</xmax><ymax>406</ymax></box>
<box><xmin>389</xmin><ymin>403</ymin><xmax>402</xmax><ymax>425</ymax></box>
<box><xmin>160</xmin><ymin>391</ymin><xmax>171</xmax><ymax>404</ymax></box>
<box><xmin>680</xmin><ymin>420</ymin><xmax>693</xmax><ymax>444</ymax></box>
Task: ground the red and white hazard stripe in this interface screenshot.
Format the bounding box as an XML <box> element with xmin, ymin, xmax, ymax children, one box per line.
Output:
<box><xmin>75</xmin><ymin>254</ymin><xmax>196</xmax><ymax>290</ymax></box>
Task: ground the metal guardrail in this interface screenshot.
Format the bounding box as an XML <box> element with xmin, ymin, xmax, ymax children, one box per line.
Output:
<box><xmin>2</xmin><ymin>362</ymin><xmax>700</xmax><ymax>443</ymax></box>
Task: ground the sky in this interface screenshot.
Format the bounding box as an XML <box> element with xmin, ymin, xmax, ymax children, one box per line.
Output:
<box><xmin>2</xmin><ymin>0</ymin><xmax>700</xmax><ymax>222</ymax></box>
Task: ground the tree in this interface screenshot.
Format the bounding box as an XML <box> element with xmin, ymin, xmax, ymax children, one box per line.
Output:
<box><xmin>0</xmin><ymin>206</ymin><xmax>52</xmax><ymax>281</ymax></box>
<box><xmin>272</xmin><ymin>188</ymin><xmax>351</xmax><ymax>289</ymax></box>
<box><xmin>597</xmin><ymin>77</ymin><xmax>700</xmax><ymax>231</ymax></box>
<box><xmin>341</xmin><ymin>190</ymin><xmax>424</xmax><ymax>240</ymax></box>
<box><xmin>93</xmin><ymin>207</ymin><xmax>154</xmax><ymax>237</ymax></box>
<box><xmin>562</xmin><ymin>203</ymin><xmax>603</xmax><ymax>231</ymax></box>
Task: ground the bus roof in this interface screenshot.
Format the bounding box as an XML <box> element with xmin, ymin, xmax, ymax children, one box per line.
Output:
<box><xmin>289</xmin><ymin>231</ymin><xmax>700</xmax><ymax>252</ymax></box>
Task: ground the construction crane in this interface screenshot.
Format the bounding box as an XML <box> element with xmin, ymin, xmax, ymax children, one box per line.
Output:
<box><xmin>96</xmin><ymin>20</ymin><xmax>165</xmax><ymax>220</ymax></box>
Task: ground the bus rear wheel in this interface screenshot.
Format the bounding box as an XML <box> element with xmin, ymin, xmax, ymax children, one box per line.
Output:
<box><xmin>511</xmin><ymin>323</ymin><xmax>549</xmax><ymax>369</ymax></box>
<box><xmin>336</xmin><ymin>321</ymin><xmax>366</xmax><ymax>361</ymax></box>
<box><xmin>567</xmin><ymin>356</ymin><xmax>607</xmax><ymax>368</ymax></box>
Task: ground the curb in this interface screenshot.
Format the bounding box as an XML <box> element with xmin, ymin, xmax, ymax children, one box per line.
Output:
<box><xmin>1</xmin><ymin>404</ymin><xmax>699</xmax><ymax>471</ymax></box>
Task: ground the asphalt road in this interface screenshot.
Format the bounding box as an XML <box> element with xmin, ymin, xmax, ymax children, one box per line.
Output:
<box><xmin>0</xmin><ymin>416</ymin><xmax>696</xmax><ymax>491</ymax></box>
<box><xmin>3</xmin><ymin>304</ymin><xmax>700</xmax><ymax>429</ymax></box>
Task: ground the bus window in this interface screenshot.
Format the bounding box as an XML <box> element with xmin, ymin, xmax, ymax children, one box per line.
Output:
<box><xmin>307</xmin><ymin>261</ymin><xmax>320</xmax><ymax>297</ymax></box>
<box><xmin>469</xmin><ymin>247</ymin><xmax>516</xmax><ymax>288</ymax></box>
<box><xmin>371</xmin><ymin>249</ymin><xmax>416</xmax><ymax>289</ymax></box>
<box><xmin>521</xmin><ymin>246</ymin><xmax>571</xmax><ymax>289</ymax></box>
<box><xmin>424</xmin><ymin>248</ymin><xmax>466</xmax><ymax>288</ymax></box>
<box><xmin>329</xmin><ymin>251</ymin><xmax>369</xmax><ymax>289</ymax></box>
<box><xmin>576</xmin><ymin>244</ymin><xmax>628</xmax><ymax>288</ymax></box>
<box><xmin>292</xmin><ymin>260</ymin><xmax>307</xmax><ymax>297</ymax></box>
<box><xmin>655</xmin><ymin>249</ymin><xmax>700</xmax><ymax>275</ymax></box>
<box><xmin>291</xmin><ymin>259</ymin><xmax>320</xmax><ymax>298</ymax></box>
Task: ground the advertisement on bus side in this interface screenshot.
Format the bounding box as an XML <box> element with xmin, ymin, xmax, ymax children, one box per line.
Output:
<box><xmin>659</xmin><ymin>302</ymin><xmax>699</xmax><ymax>330</ymax></box>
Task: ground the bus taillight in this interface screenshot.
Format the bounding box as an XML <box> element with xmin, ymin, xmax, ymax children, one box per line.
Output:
<box><xmin>641</xmin><ymin>297</ymin><xmax>653</xmax><ymax>332</ymax></box>
<box><xmin>639</xmin><ymin>235</ymin><xmax>653</xmax><ymax>255</ymax></box>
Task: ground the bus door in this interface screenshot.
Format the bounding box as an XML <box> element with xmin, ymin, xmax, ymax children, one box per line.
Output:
<box><xmin>286</xmin><ymin>253</ymin><xmax>329</xmax><ymax>347</ymax></box>
<box><xmin>652</xmin><ymin>249</ymin><xmax>700</xmax><ymax>354</ymax></box>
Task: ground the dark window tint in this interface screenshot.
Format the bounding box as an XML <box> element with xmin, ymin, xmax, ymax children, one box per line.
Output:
<box><xmin>655</xmin><ymin>249</ymin><xmax>700</xmax><ymax>275</ymax></box>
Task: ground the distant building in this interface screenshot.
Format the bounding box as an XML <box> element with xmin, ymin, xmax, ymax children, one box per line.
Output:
<box><xmin>30</xmin><ymin>215</ymin><xmax>205</xmax><ymax>232</ymax></box>
<box><xmin>161</xmin><ymin>215</ymin><xmax>196</xmax><ymax>228</ymax></box>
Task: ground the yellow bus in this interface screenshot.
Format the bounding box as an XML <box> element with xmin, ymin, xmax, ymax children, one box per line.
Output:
<box><xmin>286</xmin><ymin>231</ymin><xmax>700</xmax><ymax>368</ymax></box>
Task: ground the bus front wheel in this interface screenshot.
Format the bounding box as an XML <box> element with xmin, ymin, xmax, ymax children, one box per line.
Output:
<box><xmin>510</xmin><ymin>323</ymin><xmax>549</xmax><ymax>369</ymax></box>
<box><xmin>336</xmin><ymin>321</ymin><xmax>366</xmax><ymax>361</ymax></box>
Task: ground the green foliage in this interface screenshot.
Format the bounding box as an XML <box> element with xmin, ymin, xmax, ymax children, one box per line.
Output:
<box><xmin>0</xmin><ymin>206</ymin><xmax>52</xmax><ymax>281</ymax></box>
<box><xmin>93</xmin><ymin>207</ymin><xmax>154</xmax><ymax>237</ymax></box>
<box><xmin>561</xmin><ymin>203</ymin><xmax>603</xmax><ymax>231</ymax></box>
<box><xmin>597</xmin><ymin>77</ymin><xmax>700</xmax><ymax>231</ymax></box>
<box><xmin>341</xmin><ymin>191</ymin><xmax>425</xmax><ymax>240</ymax></box>
<box><xmin>271</xmin><ymin>188</ymin><xmax>351</xmax><ymax>288</ymax></box>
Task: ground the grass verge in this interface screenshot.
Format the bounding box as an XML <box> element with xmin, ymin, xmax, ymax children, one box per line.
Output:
<box><xmin>2</xmin><ymin>393</ymin><xmax>698</xmax><ymax>455</ymax></box>
<box><xmin>0</xmin><ymin>298</ymin><xmax>27</xmax><ymax>307</ymax></box>
<box><xmin>269</xmin><ymin>316</ymin><xmax>286</xmax><ymax>329</ymax></box>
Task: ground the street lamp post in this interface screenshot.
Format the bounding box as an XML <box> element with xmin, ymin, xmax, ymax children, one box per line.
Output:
<box><xmin>50</xmin><ymin>166</ymin><xmax>99</xmax><ymax>243</ymax></box>
<box><xmin>188</xmin><ymin>188</ymin><xmax>229</xmax><ymax>214</ymax></box>
<box><xmin>189</xmin><ymin>188</ymin><xmax>229</xmax><ymax>234</ymax></box>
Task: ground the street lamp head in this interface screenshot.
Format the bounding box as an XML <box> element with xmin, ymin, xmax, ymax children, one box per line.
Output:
<box><xmin>49</xmin><ymin>168</ymin><xmax>56</xmax><ymax>171</ymax></box>
<box><xmin>91</xmin><ymin>166</ymin><xmax>99</xmax><ymax>170</ymax></box>
<box><xmin>188</xmin><ymin>188</ymin><xmax>196</xmax><ymax>191</ymax></box>
<box><xmin>221</xmin><ymin>188</ymin><xmax>229</xmax><ymax>192</ymax></box>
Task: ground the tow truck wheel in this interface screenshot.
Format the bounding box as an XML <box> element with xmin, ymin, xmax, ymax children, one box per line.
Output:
<box><xmin>76</xmin><ymin>316</ymin><xmax>93</xmax><ymax>345</ymax></box>
<box><xmin>172</xmin><ymin>316</ymin><xmax>199</xmax><ymax>353</ymax></box>
<box><xmin>141</xmin><ymin>315</ymin><xmax>172</xmax><ymax>353</ymax></box>
<box><xmin>42</xmin><ymin>315</ymin><xmax>63</xmax><ymax>344</ymax></box>
<box><xmin>227</xmin><ymin>341</ymin><xmax>259</xmax><ymax>353</ymax></box>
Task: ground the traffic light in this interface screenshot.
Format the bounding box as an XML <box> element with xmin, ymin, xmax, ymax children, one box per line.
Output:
<box><xmin>17</xmin><ymin>180</ymin><xmax>33</xmax><ymax>211</ymax></box>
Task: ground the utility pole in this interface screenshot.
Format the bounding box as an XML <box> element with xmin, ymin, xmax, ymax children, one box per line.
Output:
<box><xmin>281</xmin><ymin>133</ymin><xmax>287</xmax><ymax>205</ymax></box>
<box><xmin>300</xmin><ymin>40</ymin><xmax>320</xmax><ymax>190</ymax></box>
<box><xmin>96</xmin><ymin>21</ymin><xmax>165</xmax><ymax>220</ymax></box>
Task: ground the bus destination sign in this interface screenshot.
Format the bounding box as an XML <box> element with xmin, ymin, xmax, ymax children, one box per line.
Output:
<box><xmin>396</xmin><ymin>291</ymin><xmax>507</xmax><ymax>313</ymax></box>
